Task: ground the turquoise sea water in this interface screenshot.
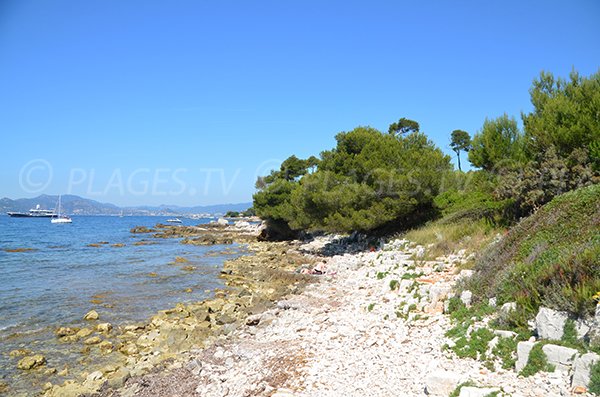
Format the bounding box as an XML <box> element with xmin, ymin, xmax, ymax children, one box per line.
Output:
<box><xmin>0</xmin><ymin>215</ymin><xmax>241</xmax><ymax>394</ymax></box>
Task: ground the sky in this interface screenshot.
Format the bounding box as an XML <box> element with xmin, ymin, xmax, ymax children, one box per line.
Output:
<box><xmin>1</xmin><ymin>0</ymin><xmax>599</xmax><ymax>206</ymax></box>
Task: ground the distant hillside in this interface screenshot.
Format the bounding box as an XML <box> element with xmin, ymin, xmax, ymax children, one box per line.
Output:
<box><xmin>0</xmin><ymin>195</ymin><xmax>120</xmax><ymax>215</ymax></box>
<box><xmin>125</xmin><ymin>202</ymin><xmax>253</xmax><ymax>215</ymax></box>
<box><xmin>0</xmin><ymin>195</ymin><xmax>252</xmax><ymax>216</ymax></box>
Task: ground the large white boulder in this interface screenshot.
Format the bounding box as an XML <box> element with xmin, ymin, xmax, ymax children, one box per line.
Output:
<box><xmin>535</xmin><ymin>307</ymin><xmax>568</xmax><ymax>340</ymax></box>
<box><xmin>516</xmin><ymin>341</ymin><xmax>536</xmax><ymax>372</ymax></box>
<box><xmin>541</xmin><ymin>344</ymin><xmax>578</xmax><ymax>372</ymax></box>
<box><xmin>572</xmin><ymin>352</ymin><xmax>600</xmax><ymax>389</ymax></box>
<box><xmin>425</xmin><ymin>370</ymin><xmax>462</xmax><ymax>396</ymax></box>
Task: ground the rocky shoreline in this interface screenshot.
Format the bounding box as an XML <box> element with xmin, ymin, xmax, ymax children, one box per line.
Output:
<box><xmin>56</xmin><ymin>233</ymin><xmax>596</xmax><ymax>396</ymax></box>
<box><xmin>8</xmin><ymin>223</ymin><xmax>598</xmax><ymax>396</ymax></box>
<box><xmin>27</xmin><ymin>222</ymin><xmax>316</xmax><ymax>397</ymax></box>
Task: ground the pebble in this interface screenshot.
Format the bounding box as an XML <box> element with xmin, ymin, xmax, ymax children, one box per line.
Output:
<box><xmin>184</xmin><ymin>236</ymin><xmax>571</xmax><ymax>397</ymax></box>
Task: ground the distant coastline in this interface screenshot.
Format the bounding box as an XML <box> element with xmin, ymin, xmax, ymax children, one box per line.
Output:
<box><xmin>1</xmin><ymin>194</ymin><xmax>252</xmax><ymax>217</ymax></box>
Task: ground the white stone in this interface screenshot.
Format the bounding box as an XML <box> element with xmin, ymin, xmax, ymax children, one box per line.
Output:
<box><xmin>216</xmin><ymin>217</ymin><xmax>229</xmax><ymax>226</ymax></box>
<box><xmin>575</xmin><ymin>319</ymin><xmax>591</xmax><ymax>340</ymax></box>
<box><xmin>459</xmin><ymin>386</ymin><xmax>502</xmax><ymax>397</ymax></box>
<box><xmin>541</xmin><ymin>344</ymin><xmax>578</xmax><ymax>372</ymax></box>
<box><xmin>85</xmin><ymin>371</ymin><xmax>103</xmax><ymax>382</ymax></box>
<box><xmin>488</xmin><ymin>297</ymin><xmax>497</xmax><ymax>307</ymax></box>
<box><xmin>535</xmin><ymin>307</ymin><xmax>568</xmax><ymax>340</ymax></box>
<box><xmin>425</xmin><ymin>370</ymin><xmax>462</xmax><ymax>396</ymax></box>
<box><xmin>500</xmin><ymin>302</ymin><xmax>516</xmax><ymax>314</ymax></box>
<box><xmin>493</xmin><ymin>330</ymin><xmax>517</xmax><ymax>339</ymax></box>
<box><xmin>460</xmin><ymin>290</ymin><xmax>472</xmax><ymax>307</ymax></box>
<box><xmin>430</xmin><ymin>284</ymin><xmax>452</xmax><ymax>304</ymax></box>
<box><xmin>572</xmin><ymin>352</ymin><xmax>600</xmax><ymax>389</ymax></box>
<box><xmin>516</xmin><ymin>341</ymin><xmax>536</xmax><ymax>372</ymax></box>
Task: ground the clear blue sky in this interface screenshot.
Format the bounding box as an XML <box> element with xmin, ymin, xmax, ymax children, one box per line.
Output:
<box><xmin>1</xmin><ymin>0</ymin><xmax>599</xmax><ymax>206</ymax></box>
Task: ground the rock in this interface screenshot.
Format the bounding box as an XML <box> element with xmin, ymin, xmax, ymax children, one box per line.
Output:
<box><xmin>429</xmin><ymin>284</ymin><xmax>452</xmax><ymax>304</ymax></box>
<box><xmin>96</xmin><ymin>322</ymin><xmax>112</xmax><ymax>333</ymax></box>
<box><xmin>75</xmin><ymin>328</ymin><xmax>93</xmax><ymax>339</ymax></box>
<box><xmin>500</xmin><ymin>302</ymin><xmax>516</xmax><ymax>314</ymax></box>
<box><xmin>119</xmin><ymin>343</ymin><xmax>139</xmax><ymax>356</ymax></box>
<box><xmin>98</xmin><ymin>341</ymin><xmax>113</xmax><ymax>352</ymax></box>
<box><xmin>459</xmin><ymin>386</ymin><xmax>502</xmax><ymax>397</ymax></box>
<box><xmin>572</xmin><ymin>352</ymin><xmax>600</xmax><ymax>389</ymax></box>
<box><xmin>425</xmin><ymin>370</ymin><xmax>462</xmax><ymax>396</ymax></box>
<box><xmin>272</xmin><ymin>388</ymin><xmax>295</xmax><ymax>397</ymax></box>
<box><xmin>108</xmin><ymin>368</ymin><xmax>131</xmax><ymax>389</ymax></box>
<box><xmin>86</xmin><ymin>371</ymin><xmax>103</xmax><ymax>382</ymax></box>
<box><xmin>58</xmin><ymin>367</ymin><xmax>69</xmax><ymax>376</ymax></box>
<box><xmin>55</xmin><ymin>327</ymin><xmax>78</xmax><ymax>337</ymax></box>
<box><xmin>588</xmin><ymin>303</ymin><xmax>600</xmax><ymax>349</ymax></box>
<box><xmin>516</xmin><ymin>341</ymin><xmax>536</xmax><ymax>372</ymax></box>
<box><xmin>535</xmin><ymin>307</ymin><xmax>568</xmax><ymax>340</ymax></box>
<box><xmin>488</xmin><ymin>297</ymin><xmax>497</xmax><ymax>307</ymax></box>
<box><xmin>493</xmin><ymin>330</ymin><xmax>517</xmax><ymax>338</ymax></box>
<box><xmin>460</xmin><ymin>290</ymin><xmax>472</xmax><ymax>307</ymax></box>
<box><xmin>84</xmin><ymin>310</ymin><xmax>99</xmax><ymax>321</ymax></box>
<box><xmin>9</xmin><ymin>349</ymin><xmax>31</xmax><ymax>357</ymax></box>
<box><xmin>573</xmin><ymin>385</ymin><xmax>587</xmax><ymax>394</ymax></box>
<box><xmin>217</xmin><ymin>217</ymin><xmax>229</xmax><ymax>226</ymax></box>
<box><xmin>234</xmin><ymin>220</ymin><xmax>251</xmax><ymax>228</ymax></box>
<box><xmin>542</xmin><ymin>344</ymin><xmax>578</xmax><ymax>371</ymax></box>
<box><xmin>83</xmin><ymin>336</ymin><xmax>102</xmax><ymax>345</ymax></box>
<box><xmin>575</xmin><ymin>319</ymin><xmax>591</xmax><ymax>340</ymax></box>
<box><xmin>17</xmin><ymin>354</ymin><xmax>46</xmax><ymax>370</ymax></box>
<box><xmin>0</xmin><ymin>381</ymin><xmax>9</xmax><ymax>393</ymax></box>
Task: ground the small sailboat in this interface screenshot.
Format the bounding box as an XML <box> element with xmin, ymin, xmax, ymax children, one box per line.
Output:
<box><xmin>51</xmin><ymin>195</ymin><xmax>72</xmax><ymax>224</ymax></box>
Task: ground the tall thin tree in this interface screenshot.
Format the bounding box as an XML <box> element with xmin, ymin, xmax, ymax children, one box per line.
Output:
<box><xmin>450</xmin><ymin>129</ymin><xmax>472</xmax><ymax>171</ymax></box>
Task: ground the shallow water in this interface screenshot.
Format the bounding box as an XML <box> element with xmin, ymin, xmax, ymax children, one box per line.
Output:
<box><xmin>0</xmin><ymin>215</ymin><xmax>241</xmax><ymax>394</ymax></box>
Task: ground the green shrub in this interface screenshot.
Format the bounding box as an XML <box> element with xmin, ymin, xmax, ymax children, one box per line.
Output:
<box><xmin>492</xmin><ymin>337</ymin><xmax>518</xmax><ymax>370</ymax></box>
<box><xmin>589</xmin><ymin>360</ymin><xmax>600</xmax><ymax>395</ymax></box>
<box><xmin>519</xmin><ymin>343</ymin><xmax>555</xmax><ymax>377</ymax></box>
<box><xmin>466</xmin><ymin>184</ymin><xmax>600</xmax><ymax>318</ymax></box>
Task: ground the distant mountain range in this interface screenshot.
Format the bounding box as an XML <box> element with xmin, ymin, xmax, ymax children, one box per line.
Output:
<box><xmin>0</xmin><ymin>195</ymin><xmax>252</xmax><ymax>216</ymax></box>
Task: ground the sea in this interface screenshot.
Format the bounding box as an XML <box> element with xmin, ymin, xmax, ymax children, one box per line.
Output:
<box><xmin>0</xmin><ymin>215</ymin><xmax>243</xmax><ymax>394</ymax></box>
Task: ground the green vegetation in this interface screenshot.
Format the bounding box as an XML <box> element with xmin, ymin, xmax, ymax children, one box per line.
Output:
<box><xmin>404</xmin><ymin>217</ymin><xmax>499</xmax><ymax>260</ymax></box>
<box><xmin>449</xmin><ymin>381</ymin><xmax>478</xmax><ymax>397</ymax></box>
<box><xmin>468</xmin><ymin>113</ymin><xmax>525</xmax><ymax>172</ymax></box>
<box><xmin>254</xmin><ymin>69</ymin><xmax>599</xmax><ymax>240</ymax></box>
<box><xmin>450</xmin><ymin>129</ymin><xmax>471</xmax><ymax>172</ymax></box>
<box><xmin>519</xmin><ymin>343</ymin><xmax>555</xmax><ymax>377</ymax></box>
<box><xmin>492</xmin><ymin>337</ymin><xmax>518</xmax><ymax>370</ymax></box>
<box><xmin>225</xmin><ymin>207</ymin><xmax>255</xmax><ymax>218</ymax></box>
<box><xmin>590</xmin><ymin>360</ymin><xmax>600</xmax><ymax>395</ymax></box>
<box><xmin>466</xmin><ymin>184</ymin><xmax>600</xmax><ymax>319</ymax></box>
<box><xmin>254</xmin><ymin>125</ymin><xmax>451</xmax><ymax>237</ymax></box>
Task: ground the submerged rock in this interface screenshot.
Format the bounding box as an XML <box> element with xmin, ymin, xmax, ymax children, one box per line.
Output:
<box><xmin>96</xmin><ymin>322</ymin><xmax>112</xmax><ymax>333</ymax></box>
<box><xmin>17</xmin><ymin>354</ymin><xmax>46</xmax><ymax>370</ymax></box>
<box><xmin>83</xmin><ymin>310</ymin><xmax>99</xmax><ymax>321</ymax></box>
<box><xmin>83</xmin><ymin>336</ymin><xmax>102</xmax><ymax>345</ymax></box>
<box><xmin>75</xmin><ymin>328</ymin><xmax>93</xmax><ymax>339</ymax></box>
<box><xmin>55</xmin><ymin>327</ymin><xmax>79</xmax><ymax>337</ymax></box>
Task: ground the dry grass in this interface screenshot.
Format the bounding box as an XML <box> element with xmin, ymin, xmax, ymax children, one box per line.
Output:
<box><xmin>404</xmin><ymin>219</ymin><xmax>501</xmax><ymax>262</ymax></box>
